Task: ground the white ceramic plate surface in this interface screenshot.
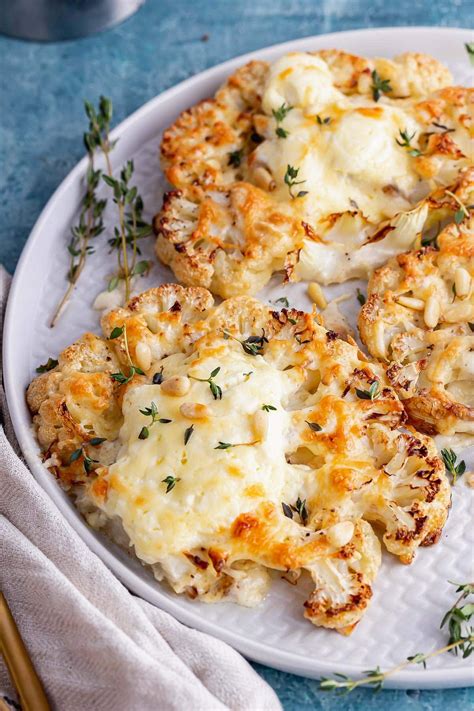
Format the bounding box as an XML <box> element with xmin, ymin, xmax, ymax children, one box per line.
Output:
<box><xmin>4</xmin><ymin>26</ymin><xmax>474</xmax><ymax>688</ymax></box>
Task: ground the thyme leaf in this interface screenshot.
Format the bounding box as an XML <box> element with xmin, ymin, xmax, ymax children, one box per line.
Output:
<box><xmin>441</xmin><ymin>448</ymin><xmax>466</xmax><ymax>484</ymax></box>
<box><xmin>291</xmin><ymin>497</ymin><xmax>308</xmax><ymax>525</ymax></box>
<box><xmin>396</xmin><ymin>129</ymin><xmax>422</xmax><ymax>157</ymax></box>
<box><xmin>228</xmin><ymin>149</ymin><xmax>243</xmax><ymax>167</ymax></box>
<box><xmin>189</xmin><ymin>367</ymin><xmax>223</xmax><ymax>400</ymax></box>
<box><xmin>184</xmin><ymin>425</ymin><xmax>195</xmax><ymax>445</ymax></box>
<box><xmin>162</xmin><ymin>475</ymin><xmax>180</xmax><ymax>493</ymax></box>
<box><xmin>466</xmin><ymin>42</ymin><xmax>474</xmax><ymax>66</ymax></box>
<box><xmin>109</xmin><ymin>326</ymin><xmax>124</xmax><ymax>339</ymax></box>
<box><xmin>138</xmin><ymin>400</ymin><xmax>171</xmax><ymax>439</ymax></box>
<box><xmin>68</xmin><ymin>441</ymin><xmax>101</xmax><ymax>475</ymax></box>
<box><xmin>355</xmin><ymin>382</ymin><xmax>380</xmax><ymax>401</ymax></box>
<box><xmin>215</xmin><ymin>441</ymin><xmax>233</xmax><ymax>450</ymax></box>
<box><xmin>222</xmin><ymin>329</ymin><xmax>268</xmax><ymax>356</ymax></box>
<box><xmin>36</xmin><ymin>357</ymin><xmax>58</xmax><ymax>373</ymax></box>
<box><xmin>110</xmin><ymin>324</ymin><xmax>146</xmax><ymax>385</ymax></box>
<box><xmin>272</xmin><ymin>102</ymin><xmax>293</xmax><ymax>138</ymax></box>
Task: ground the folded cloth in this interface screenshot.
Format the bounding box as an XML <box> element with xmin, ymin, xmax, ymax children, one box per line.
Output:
<box><xmin>0</xmin><ymin>267</ymin><xmax>281</xmax><ymax>711</ymax></box>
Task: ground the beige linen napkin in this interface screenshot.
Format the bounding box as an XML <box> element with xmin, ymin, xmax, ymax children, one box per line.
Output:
<box><xmin>0</xmin><ymin>267</ymin><xmax>281</xmax><ymax>711</ymax></box>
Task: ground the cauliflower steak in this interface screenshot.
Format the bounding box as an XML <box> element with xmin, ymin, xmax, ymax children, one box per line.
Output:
<box><xmin>27</xmin><ymin>284</ymin><xmax>451</xmax><ymax>632</ymax></box>
<box><xmin>155</xmin><ymin>49</ymin><xmax>472</xmax><ymax>297</ymax></box>
<box><xmin>359</xmin><ymin>212</ymin><xmax>474</xmax><ymax>436</ymax></box>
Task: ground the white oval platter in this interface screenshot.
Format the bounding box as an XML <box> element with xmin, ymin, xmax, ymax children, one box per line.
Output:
<box><xmin>4</xmin><ymin>26</ymin><xmax>474</xmax><ymax>689</ymax></box>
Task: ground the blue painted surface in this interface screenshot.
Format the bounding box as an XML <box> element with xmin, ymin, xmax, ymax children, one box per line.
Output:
<box><xmin>0</xmin><ymin>1</ymin><xmax>473</xmax><ymax>708</ymax></box>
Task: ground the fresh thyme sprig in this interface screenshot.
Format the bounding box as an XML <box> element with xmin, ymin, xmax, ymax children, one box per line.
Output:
<box><xmin>50</xmin><ymin>97</ymin><xmax>112</xmax><ymax>327</ymax></box>
<box><xmin>69</xmin><ymin>437</ymin><xmax>106</xmax><ymax>474</ymax></box>
<box><xmin>441</xmin><ymin>448</ymin><xmax>466</xmax><ymax>485</ymax></box>
<box><xmin>138</xmin><ymin>401</ymin><xmax>172</xmax><ymax>439</ymax></box>
<box><xmin>371</xmin><ymin>70</ymin><xmax>392</xmax><ymax>102</ymax></box>
<box><xmin>222</xmin><ymin>329</ymin><xmax>268</xmax><ymax>356</ymax></box>
<box><xmin>110</xmin><ymin>324</ymin><xmax>145</xmax><ymax>385</ymax></box>
<box><xmin>215</xmin><ymin>439</ymin><xmax>260</xmax><ymax>450</ymax></box>
<box><xmin>356</xmin><ymin>288</ymin><xmax>366</xmax><ymax>306</ymax></box>
<box><xmin>272</xmin><ymin>102</ymin><xmax>293</xmax><ymax>138</ymax></box>
<box><xmin>189</xmin><ymin>367</ymin><xmax>223</xmax><ymax>400</ymax></box>
<box><xmin>84</xmin><ymin>96</ymin><xmax>115</xmax><ymax>172</ymax></box>
<box><xmin>262</xmin><ymin>404</ymin><xmax>277</xmax><ymax>412</ymax></box>
<box><xmin>86</xmin><ymin>97</ymin><xmax>153</xmax><ymax>299</ymax></box>
<box><xmin>396</xmin><ymin>129</ymin><xmax>422</xmax><ymax>157</ymax></box>
<box><xmin>103</xmin><ymin>159</ymin><xmax>152</xmax><ymax>299</ymax></box>
<box><xmin>284</xmin><ymin>165</ymin><xmax>308</xmax><ymax>199</ymax></box>
<box><xmin>355</xmin><ymin>382</ymin><xmax>380</xmax><ymax>401</ymax></box>
<box><xmin>320</xmin><ymin>581</ymin><xmax>474</xmax><ymax>693</ymax></box>
<box><xmin>441</xmin><ymin>582</ymin><xmax>474</xmax><ymax>656</ymax></box>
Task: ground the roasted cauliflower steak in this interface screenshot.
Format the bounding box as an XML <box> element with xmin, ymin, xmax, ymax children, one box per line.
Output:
<box><xmin>27</xmin><ymin>284</ymin><xmax>450</xmax><ymax>632</ymax></box>
<box><xmin>359</xmin><ymin>213</ymin><xmax>474</xmax><ymax>436</ymax></box>
<box><xmin>155</xmin><ymin>49</ymin><xmax>472</xmax><ymax>297</ymax></box>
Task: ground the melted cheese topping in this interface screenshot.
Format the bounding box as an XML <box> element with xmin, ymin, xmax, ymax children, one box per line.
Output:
<box><xmin>258</xmin><ymin>52</ymin><xmax>423</xmax><ymax>225</ymax></box>
<box><xmin>94</xmin><ymin>347</ymin><xmax>306</xmax><ymax>569</ymax></box>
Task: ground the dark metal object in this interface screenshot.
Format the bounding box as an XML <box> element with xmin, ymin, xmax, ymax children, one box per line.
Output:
<box><xmin>0</xmin><ymin>0</ymin><xmax>145</xmax><ymax>42</ymax></box>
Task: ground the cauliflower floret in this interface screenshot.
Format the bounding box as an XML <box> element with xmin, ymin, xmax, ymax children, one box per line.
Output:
<box><xmin>359</xmin><ymin>208</ymin><xmax>474</xmax><ymax>436</ymax></box>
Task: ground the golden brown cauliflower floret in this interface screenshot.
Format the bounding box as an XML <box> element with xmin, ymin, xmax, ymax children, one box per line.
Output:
<box><xmin>314</xmin><ymin>50</ymin><xmax>452</xmax><ymax>97</ymax></box>
<box><xmin>160</xmin><ymin>60</ymin><xmax>268</xmax><ymax>191</ymax></box>
<box><xmin>26</xmin><ymin>334</ymin><xmax>123</xmax><ymax>486</ymax></box>
<box><xmin>359</xmin><ymin>214</ymin><xmax>474</xmax><ymax>436</ymax></box>
<box><xmin>27</xmin><ymin>285</ymin><xmax>214</xmax><ymax>485</ymax></box>
<box><xmin>155</xmin><ymin>183</ymin><xmax>302</xmax><ymax>298</ymax></box>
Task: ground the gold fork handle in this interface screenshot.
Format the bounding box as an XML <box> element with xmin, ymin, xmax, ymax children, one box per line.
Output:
<box><xmin>0</xmin><ymin>592</ymin><xmax>50</xmax><ymax>711</ymax></box>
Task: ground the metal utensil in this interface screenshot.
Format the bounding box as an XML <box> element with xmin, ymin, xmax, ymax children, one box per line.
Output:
<box><xmin>0</xmin><ymin>592</ymin><xmax>51</xmax><ymax>711</ymax></box>
<box><xmin>0</xmin><ymin>0</ymin><xmax>145</xmax><ymax>42</ymax></box>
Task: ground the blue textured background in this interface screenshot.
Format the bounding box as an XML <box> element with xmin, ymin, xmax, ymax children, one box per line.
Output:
<box><xmin>1</xmin><ymin>1</ymin><xmax>473</xmax><ymax>708</ymax></box>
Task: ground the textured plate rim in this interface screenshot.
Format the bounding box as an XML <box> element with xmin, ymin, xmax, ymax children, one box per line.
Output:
<box><xmin>4</xmin><ymin>26</ymin><xmax>474</xmax><ymax>689</ymax></box>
